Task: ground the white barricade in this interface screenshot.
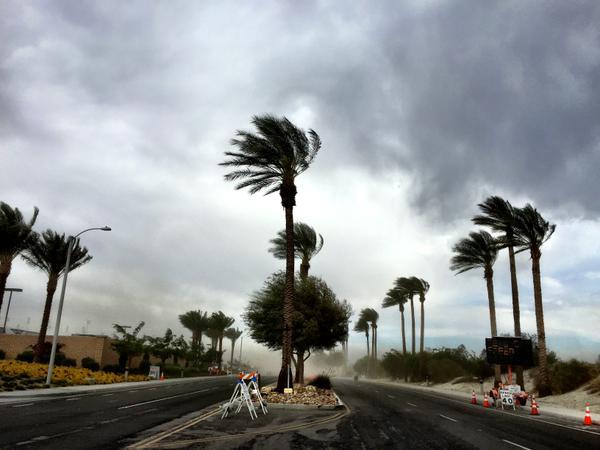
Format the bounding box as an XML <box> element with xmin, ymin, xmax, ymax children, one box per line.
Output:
<box><xmin>221</xmin><ymin>371</ymin><xmax>268</xmax><ymax>420</ymax></box>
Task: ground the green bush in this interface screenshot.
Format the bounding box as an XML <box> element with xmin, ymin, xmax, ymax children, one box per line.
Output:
<box><xmin>81</xmin><ymin>357</ymin><xmax>100</xmax><ymax>371</ymax></box>
<box><xmin>0</xmin><ymin>349</ymin><xmax>5</xmax><ymax>359</ymax></box>
<box><xmin>16</xmin><ymin>351</ymin><xmax>35</xmax><ymax>363</ymax></box>
<box><xmin>547</xmin><ymin>359</ymin><xmax>597</xmax><ymax>394</ymax></box>
<box><xmin>102</xmin><ymin>364</ymin><xmax>122</xmax><ymax>373</ymax></box>
<box><xmin>308</xmin><ymin>374</ymin><xmax>332</xmax><ymax>390</ymax></box>
<box><xmin>428</xmin><ymin>358</ymin><xmax>466</xmax><ymax>383</ymax></box>
<box><xmin>57</xmin><ymin>357</ymin><xmax>77</xmax><ymax>367</ymax></box>
<box><xmin>163</xmin><ymin>364</ymin><xmax>185</xmax><ymax>378</ymax></box>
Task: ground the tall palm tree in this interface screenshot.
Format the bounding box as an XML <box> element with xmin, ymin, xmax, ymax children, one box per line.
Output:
<box><xmin>179</xmin><ymin>310</ymin><xmax>209</xmax><ymax>349</ymax></box>
<box><xmin>361</xmin><ymin>308</ymin><xmax>379</xmax><ymax>377</ymax></box>
<box><xmin>450</xmin><ymin>230</ymin><xmax>501</xmax><ymax>384</ymax></box>
<box><xmin>512</xmin><ymin>204</ymin><xmax>556</xmax><ymax>396</ymax></box>
<box><xmin>224</xmin><ymin>327</ymin><xmax>243</xmax><ymax>367</ymax></box>
<box><xmin>22</xmin><ymin>230</ymin><xmax>91</xmax><ymax>361</ymax></box>
<box><xmin>221</xmin><ymin>114</ymin><xmax>321</xmax><ymax>391</ymax></box>
<box><xmin>383</xmin><ymin>285</ymin><xmax>408</xmax><ymax>354</ymax></box>
<box><xmin>473</xmin><ymin>196</ymin><xmax>525</xmax><ymax>388</ymax></box>
<box><xmin>417</xmin><ymin>278</ymin><xmax>430</xmax><ymax>354</ymax></box>
<box><xmin>0</xmin><ymin>202</ymin><xmax>39</xmax><ymax>313</ymax></box>
<box><xmin>353</xmin><ymin>317</ymin><xmax>370</xmax><ymax>361</ymax></box>
<box><xmin>209</xmin><ymin>311</ymin><xmax>235</xmax><ymax>371</ymax></box>
<box><xmin>395</xmin><ymin>277</ymin><xmax>421</xmax><ymax>355</ymax></box>
<box><xmin>269</xmin><ymin>222</ymin><xmax>324</xmax><ymax>280</ymax></box>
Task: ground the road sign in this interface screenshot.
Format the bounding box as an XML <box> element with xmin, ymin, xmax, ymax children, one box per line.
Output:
<box><xmin>148</xmin><ymin>365</ymin><xmax>160</xmax><ymax>380</ymax></box>
<box><xmin>485</xmin><ymin>337</ymin><xmax>533</xmax><ymax>365</ymax></box>
<box><xmin>499</xmin><ymin>389</ymin><xmax>515</xmax><ymax>410</ymax></box>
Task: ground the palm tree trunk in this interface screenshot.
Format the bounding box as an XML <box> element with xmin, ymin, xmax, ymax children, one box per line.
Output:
<box><xmin>508</xmin><ymin>243</ymin><xmax>524</xmax><ymax>389</ymax></box>
<box><xmin>0</xmin><ymin>259</ymin><xmax>12</xmax><ymax>316</ymax></box>
<box><xmin>218</xmin><ymin>336</ymin><xmax>224</xmax><ymax>371</ymax></box>
<box><xmin>419</xmin><ymin>296</ymin><xmax>425</xmax><ymax>354</ymax></box>
<box><xmin>230</xmin><ymin>340</ymin><xmax>236</xmax><ymax>367</ymax></box>
<box><xmin>531</xmin><ymin>250</ymin><xmax>551</xmax><ymax>396</ymax></box>
<box><xmin>35</xmin><ymin>274</ymin><xmax>58</xmax><ymax>361</ymax></box>
<box><xmin>277</xmin><ymin>192</ymin><xmax>295</xmax><ymax>392</ymax></box>
<box><xmin>484</xmin><ymin>265</ymin><xmax>501</xmax><ymax>384</ymax></box>
<box><xmin>399</xmin><ymin>305</ymin><xmax>407</xmax><ymax>355</ymax></box>
<box><xmin>410</xmin><ymin>295</ymin><xmax>416</xmax><ymax>355</ymax></box>
<box><xmin>300</xmin><ymin>258</ymin><xmax>310</xmax><ymax>281</ymax></box>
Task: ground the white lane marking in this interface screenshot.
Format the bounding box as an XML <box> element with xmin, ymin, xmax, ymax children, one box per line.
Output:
<box><xmin>102</xmin><ymin>393</ymin><xmax>114</xmax><ymax>397</ymax></box>
<box><xmin>439</xmin><ymin>414</ymin><xmax>458</xmax><ymax>423</ymax></box>
<box><xmin>407</xmin><ymin>402</ymin><xmax>417</xmax><ymax>407</ymax></box>
<box><xmin>100</xmin><ymin>418</ymin><xmax>121</xmax><ymax>424</ymax></box>
<box><xmin>149</xmin><ymin>388</ymin><xmax>157</xmax><ymax>391</ymax></box>
<box><xmin>66</xmin><ymin>397</ymin><xmax>81</xmax><ymax>401</ymax></box>
<box><xmin>118</xmin><ymin>388</ymin><xmax>210</xmax><ymax>410</ymax></box>
<box><xmin>387</xmin><ymin>395</ymin><xmax>396</xmax><ymax>399</ymax></box>
<box><xmin>12</xmin><ymin>403</ymin><xmax>34</xmax><ymax>408</ymax></box>
<box><xmin>375</xmin><ymin>390</ymin><xmax>379</xmax><ymax>393</ymax></box>
<box><xmin>502</xmin><ymin>439</ymin><xmax>532</xmax><ymax>450</ymax></box>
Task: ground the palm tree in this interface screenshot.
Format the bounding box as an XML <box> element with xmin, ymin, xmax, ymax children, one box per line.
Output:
<box><xmin>179</xmin><ymin>310</ymin><xmax>209</xmax><ymax>348</ymax></box>
<box><xmin>224</xmin><ymin>327</ymin><xmax>243</xmax><ymax>368</ymax></box>
<box><xmin>395</xmin><ymin>277</ymin><xmax>422</xmax><ymax>355</ymax></box>
<box><xmin>382</xmin><ymin>285</ymin><xmax>408</xmax><ymax>354</ymax></box>
<box><xmin>354</xmin><ymin>317</ymin><xmax>370</xmax><ymax>361</ymax></box>
<box><xmin>417</xmin><ymin>278</ymin><xmax>430</xmax><ymax>354</ymax></box>
<box><xmin>473</xmin><ymin>195</ymin><xmax>525</xmax><ymax>388</ymax></box>
<box><xmin>0</xmin><ymin>202</ymin><xmax>39</xmax><ymax>314</ymax></box>
<box><xmin>220</xmin><ymin>114</ymin><xmax>321</xmax><ymax>391</ymax></box>
<box><xmin>22</xmin><ymin>230</ymin><xmax>92</xmax><ymax>361</ymax></box>
<box><xmin>512</xmin><ymin>204</ymin><xmax>556</xmax><ymax>396</ymax></box>
<box><xmin>269</xmin><ymin>222</ymin><xmax>324</xmax><ymax>280</ymax></box>
<box><xmin>450</xmin><ymin>230</ymin><xmax>501</xmax><ymax>384</ymax></box>
<box><xmin>209</xmin><ymin>311</ymin><xmax>235</xmax><ymax>371</ymax></box>
<box><xmin>361</xmin><ymin>308</ymin><xmax>379</xmax><ymax>377</ymax></box>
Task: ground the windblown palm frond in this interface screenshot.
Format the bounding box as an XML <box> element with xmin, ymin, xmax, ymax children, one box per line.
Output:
<box><xmin>450</xmin><ymin>231</ymin><xmax>499</xmax><ymax>275</ymax></box>
<box><xmin>269</xmin><ymin>222</ymin><xmax>324</xmax><ymax>260</ymax></box>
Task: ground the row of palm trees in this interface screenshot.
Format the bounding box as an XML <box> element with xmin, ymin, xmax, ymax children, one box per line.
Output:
<box><xmin>221</xmin><ymin>115</ymin><xmax>322</xmax><ymax>391</ymax></box>
<box><xmin>450</xmin><ymin>196</ymin><xmax>556</xmax><ymax>395</ymax></box>
<box><xmin>0</xmin><ymin>202</ymin><xmax>94</xmax><ymax>360</ymax></box>
<box><xmin>178</xmin><ymin>309</ymin><xmax>242</xmax><ymax>370</ymax></box>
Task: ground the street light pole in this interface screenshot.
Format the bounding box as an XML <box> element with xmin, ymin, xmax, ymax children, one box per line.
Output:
<box><xmin>2</xmin><ymin>288</ymin><xmax>23</xmax><ymax>333</ymax></box>
<box><xmin>46</xmin><ymin>226</ymin><xmax>111</xmax><ymax>385</ymax></box>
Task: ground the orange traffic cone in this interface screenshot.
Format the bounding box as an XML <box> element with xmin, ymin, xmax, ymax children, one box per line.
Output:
<box><xmin>471</xmin><ymin>390</ymin><xmax>477</xmax><ymax>405</ymax></box>
<box><xmin>160</xmin><ymin>372</ymin><xmax>165</xmax><ymax>381</ymax></box>
<box><xmin>483</xmin><ymin>394</ymin><xmax>490</xmax><ymax>408</ymax></box>
<box><xmin>530</xmin><ymin>396</ymin><xmax>539</xmax><ymax>415</ymax></box>
<box><xmin>583</xmin><ymin>402</ymin><xmax>593</xmax><ymax>425</ymax></box>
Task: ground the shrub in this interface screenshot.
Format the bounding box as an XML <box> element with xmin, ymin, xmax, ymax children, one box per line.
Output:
<box><xmin>57</xmin><ymin>357</ymin><xmax>77</xmax><ymax>367</ymax></box>
<box><xmin>0</xmin><ymin>349</ymin><xmax>5</xmax><ymax>359</ymax></box>
<box><xmin>308</xmin><ymin>374</ymin><xmax>332</xmax><ymax>390</ymax></box>
<box><xmin>102</xmin><ymin>364</ymin><xmax>122</xmax><ymax>373</ymax></box>
<box><xmin>16</xmin><ymin>351</ymin><xmax>35</xmax><ymax>363</ymax></box>
<box><xmin>81</xmin><ymin>357</ymin><xmax>100</xmax><ymax>371</ymax></box>
<box><xmin>547</xmin><ymin>359</ymin><xmax>597</xmax><ymax>394</ymax></box>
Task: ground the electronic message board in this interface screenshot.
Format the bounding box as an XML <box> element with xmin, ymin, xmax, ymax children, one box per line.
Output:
<box><xmin>485</xmin><ymin>337</ymin><xmax>533</xmax><ymax>366</ymax></box>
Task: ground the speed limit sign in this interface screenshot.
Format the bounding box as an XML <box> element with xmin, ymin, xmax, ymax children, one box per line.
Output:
<box><xmin>499</xmin><ymin>389</ymin><xmax>515</xmax><ymax>410</ymax></box>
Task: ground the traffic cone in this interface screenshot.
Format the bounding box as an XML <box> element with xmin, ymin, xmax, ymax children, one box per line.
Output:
<box><xmin>530</xmin><ymin>396</ymin><xmax>539</xmax><ymax>415</ymax></box>
<box><xmin>160</xmin><ymin>372</ymin><xmax>165</xmax><ymax>381</ymax></box>
<box><xmin>583</xmin><ymin>402</ymin><xmax>593</xmax><ymax>425</ymax></box>
<box><xmin>471</xmin><ymin>390</ymin><xmax>477</xmax><ymax>405</ymax></box>
<box><xmin>483</xmin><ymin>394</ymin><xmax>490</xmax><ymax>408</ymax></box>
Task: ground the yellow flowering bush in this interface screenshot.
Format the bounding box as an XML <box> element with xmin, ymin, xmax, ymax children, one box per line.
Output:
<box><xmin>0</xmin><ymin>360</ymin><xmax>149</xmax><ymax>389</ymax></box>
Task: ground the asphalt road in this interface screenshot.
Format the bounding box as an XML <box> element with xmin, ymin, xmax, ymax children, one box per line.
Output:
<box><xmin>328</xmin><ymin>378</ymin><xmax>600</xmax><ymax>450</ymax></box>
<box><xmin>0</xmin><ymin>376</ymin><xmax>270</xmax><ymax>450</ymax></box>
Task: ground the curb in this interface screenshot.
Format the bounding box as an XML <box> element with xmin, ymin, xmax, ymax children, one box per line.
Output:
<box><xmin>265</xmin><ymin>390</ymin><xmax>345</xmax><ymax>411</ymax></box>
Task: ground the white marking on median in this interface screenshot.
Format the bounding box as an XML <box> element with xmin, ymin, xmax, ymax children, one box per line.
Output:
<box><xmin>407</xmin><ymin>402</ymin><xmax>417</xmax><ymax>407</ymax></box>
<box><xmin>12</xmin><ymin>403</ymin><xmax>34</xmax><ymax>408</ymax></box>
<box><xmin>502</xmin><ymin>439</ymin><xmax>532</xmax><ymax>450</ymax></box>
<box><xmin>387</xmin><ymin>395</ymin><xmax>396</xmax><ymax>399</ymax></box>
<box><xmin>439</xmin><ymin>414</ymin><xmax>458</xmax><ymax>423</ymax></box>
<box><xmin>118</xmin><ymin>388</ymin><xmax>210</xmax><ymax>410</ymax></box>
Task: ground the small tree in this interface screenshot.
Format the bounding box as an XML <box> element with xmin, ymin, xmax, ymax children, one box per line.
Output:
<box><xmin>111</xmin><ymin>322</ymin><xmax>146</xmax><ymax>374</ymax></box>
<box><xmin>146</xmin><ymin>328</ymin><xmax>174</xmax><ymax>365</ymax></box>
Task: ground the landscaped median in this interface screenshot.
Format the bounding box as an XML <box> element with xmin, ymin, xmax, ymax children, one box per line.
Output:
<box><xmin>0</xmin><ymin>360</ymin><xmax>149</xmax><ymax>391</ymax></box>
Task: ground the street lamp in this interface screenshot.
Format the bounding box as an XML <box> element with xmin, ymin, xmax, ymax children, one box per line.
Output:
<box><xmin>2</xmin><ymin>288</ymin><xmax>23</xmax><ymax>333</ymax></box>
<box><xmin>46</xmin><ymin>226</ymin><xmax>111</xmax><ymax>385</ymax></box>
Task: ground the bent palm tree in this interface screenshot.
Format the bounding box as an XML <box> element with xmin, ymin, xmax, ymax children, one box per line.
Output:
<box><xmin>221</xmin><ymin>114</ymin><xmax>321</xmax><ymax>391</ymax></box>
<box><xmin>361</xmin><ymin>308</ymin><xmax>379</xmax><ymax>377</ymax></box>
<box><xmin>210</xmin><ymin>311</ymin><xmax>235</xmax><ymax>371</ymax></box>
<box><xmin>450</xmin><ymin>230</ymin><xmax>501</xmax><ymax>384</ymax></box>
<box><xmin>22</xmin><ymin>230</ymin><xmax>91</xmax><ymax>361</ymax></box>
<box><xmin>417</xmin><ymin>278</ymin><xmax>430</xmax><ymax>354</ymax></box>
<box><xmin>354</xmin><ymin>317</ymin><xmax>370</xmax><ymax>361</ymax></box>
<box><xmin>512</xmin><ymin>205</ymin><xmax>556</xmax><ymax>396</ymax></box>
<box><xmin>395</xmin><ymin>277</ymin><xmax>421</xmax><ymax>355</ymax></box>
<box><xmin>269</xmin><ymin>222</ymin><xmax>324</xmax><ymax>280</ymax></box>
<box><xmin>225</xmin><ymin>327</ymin><xmax>243</xmax><ymax>367</ymax></box>
<box><xmin>179</xmin><ymin>310</ymin><xmax>209</xmax><ymax>349</ymax></box>
<box><xmin>383</xmin><ymin>286</ymin><xmax>408</xmax><ymax>354</ymax></box>
<box><xmin>473</xmin><ymin>195</ymin><xmax>525</xmax><ymax>388</ymax></box>
<box><xmin>0</xmin><ymin>202</ymin><xmax>39</xmax><ymax>313</ymax></box>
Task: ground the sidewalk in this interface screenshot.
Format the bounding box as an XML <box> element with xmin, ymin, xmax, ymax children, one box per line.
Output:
<box><xmin>0</xmin><ymin>375</ymin><xmax>225</xmax><ymax>404</ymax></box>
<box><xmin>360</xmin><ymin>377</ymin><xmax>596</xmax><ymax>425</ymax></box>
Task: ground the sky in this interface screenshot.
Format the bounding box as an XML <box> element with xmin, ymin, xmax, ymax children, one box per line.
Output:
<box><xmin>1</xmin><ymin>1</ymin><xmax>599</xmax><ymax>370</ymax></box>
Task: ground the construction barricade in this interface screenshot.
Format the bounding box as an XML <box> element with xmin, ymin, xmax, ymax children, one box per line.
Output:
<box><xmin>221</xmin><ymin>371</ymin><xmax>268</xmax><ymax>420</ymax></box>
